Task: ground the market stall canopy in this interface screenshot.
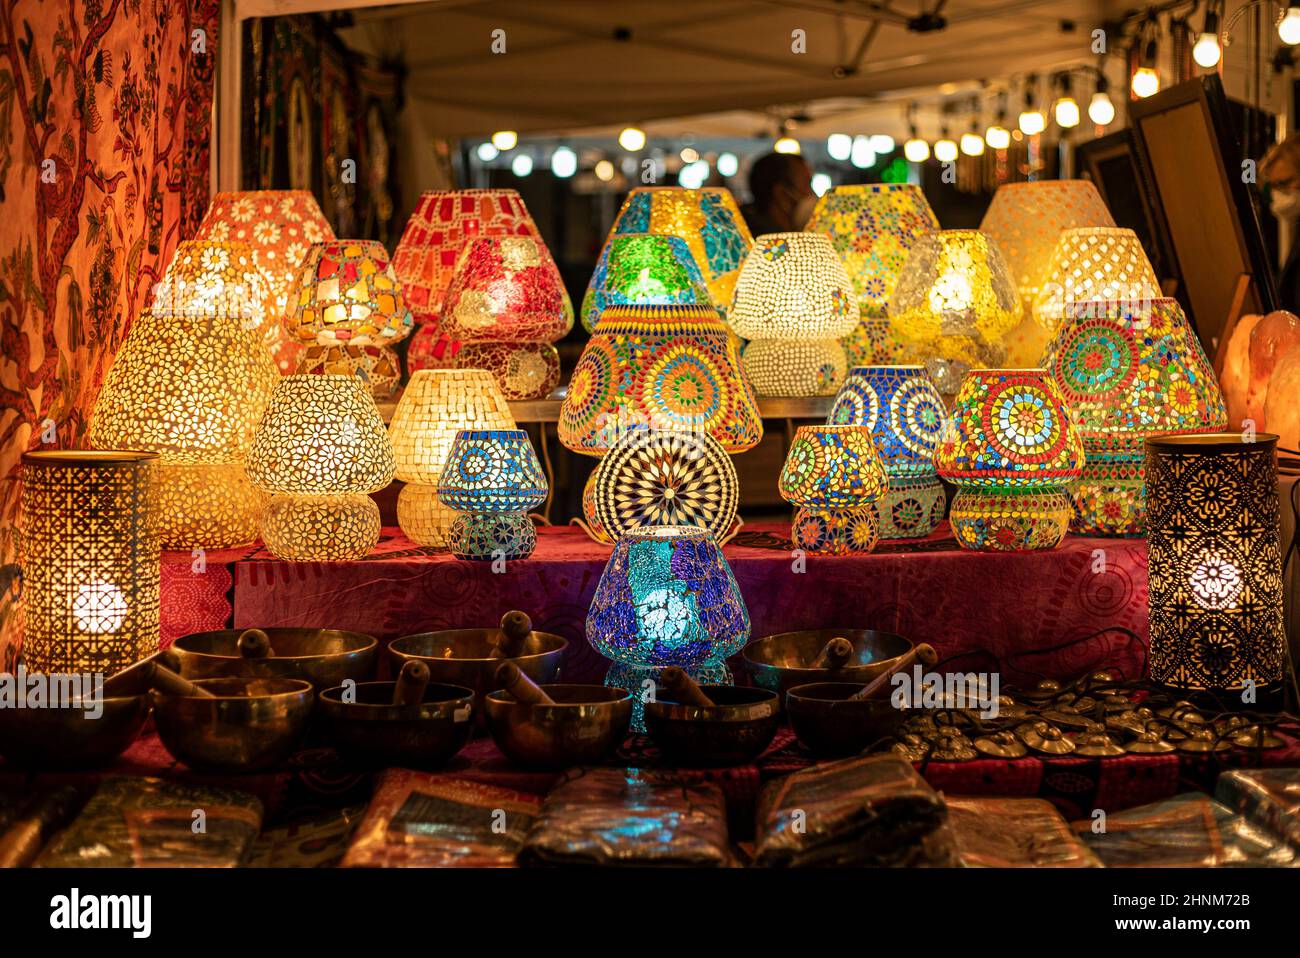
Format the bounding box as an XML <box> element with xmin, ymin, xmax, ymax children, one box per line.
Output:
<box><xmin>307</xmin><ymin>0</ymin><xmax>1126</xmax><ymax>138</ymax></box>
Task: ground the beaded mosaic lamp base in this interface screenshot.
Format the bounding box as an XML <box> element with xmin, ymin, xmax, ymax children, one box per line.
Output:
<box><xmin>1071</xmin><ymin>449</ymin><xmax>1145</xmax><ymax>537</ymax></box>
<box><xmin>446</xmin><ymin>512</ymin><xmax>537</xmax><ymax>561</ymax></box>
<box><xmin>156</xmin><ymin>462</ymin><xmax>265</xmax><ymax>549</ymax></box>
<box><xmin>948</xmin><ymin>487</ymin><xmax>1072</xmax><ymax>552</ymax></box>
<box><xmin>875</xmin><ymin>475</ymin><xmax>946</xmax><ymax>540</ymax></box>
<box><xmin>261</xmin><ymin>494</ymin><xmax>380</xmax><ymax>561</ymax></box>
<box><xmin>741</xmin><ymin>338</ymin><xmax>846</xmax><ymax>397</ymax></box>
<box><xmin>606</xmin><ymin>660</ymin><xmax>733</xmax><ymax>733</ymax></box>
<box><xmin>454</xmin><ymin>341</ymin><xmax>560</xmax><ymax>401</ymax></box>
<box><xmin>791</xmin><ymin>506</ymin><xmax>880</xmax><ymax>555</ymax></box>
<box><xmin>397</xmin><ymin>483</ymin><xmax>458</xmax><ymax>547</ymax></box>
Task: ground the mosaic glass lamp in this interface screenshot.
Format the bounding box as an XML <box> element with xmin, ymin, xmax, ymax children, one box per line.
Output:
<box><xmin>153</xmin><ymin>240</ymin><xmax>273</xmax><ymax>339</ymax></box>
<box><xmin>20</xmin><ymin>450</ymin><xmax>159</xmax><ymax>674</ymax></box>
<box><xmin>580</xmin><ymin>233</ymin><xmax>713</xmax><ymax>333</ymax></box>
<box><xmin>1146</xmin><ymin>433</ymin><xmax>1285</xmax><ymax>694</ymax></box>
<box><xmin>195</xmin><ymin>190</ymin><xmax>336</xmax><ymax>373</ymax></box>
<box><xmin>388</xmin><ymin>369</ymin><xmax>516</xmax><ymax>547</ymax></box>
<box><xmin>246</xmin><ymin>375</ymin><xmax>395</xmax><ymax>561</ymax></box>
<box><xmin>606</xmin><ymin>188</ymin><xmax>753</xmax><ymax>322</ymax></box>
<box><xmin>559</xmin><ymin>304</ymin><xmax>763</xmax><ymax>456</ymax></box>
<box><xmin>1031</xmin><ymin>227</ymin><xmax>1160</xmax><ymax>332</ymax></box>
<box><xmin>804</xmin><ymin>183</ymin><xmax>940</xmax><ymax>365</ymax></box>
<box><xmin>980</xmin><ymin>181</ymin><xmax>1116</xmax><ymax>367</ymax></box>
<box><xmin>436</xmin><ymin>429</ymin><xmax>547</xmax><ymax>561</ymax></box>
<box><xmin>778</xmin><ymin>425</ymin><xmax>888</xmax><ymax>555</ymax></box>
<box><xmin>87</xmin><ymin>311</ymin><xmax>277</xmax><ymax>549</ymax></box>
<box><xmin>829</xmin><ymin>366</ymin><xmax>949</xmax><ymax>538</ymax></box>
<box><xmin>1043</xmin><ymin>298</ymin><xmax>1227</xmax><ymax>536</ymax></box>
<box><xmin>439</xmin><ymin>236</ymin><xmax>573</xmax><ymax>400</ymax></box>
<box><xmin>935</xmin><ymin>369</ymin><xmax>1084</xmax><ymax>552</ymax></box>
<box><xmin>587</xmin><ymin>525</ymin><xmax>750</xmax><ymax>729</ymax></box>
<box><xmin>297</xmin><ymin>343</ymin><xmax>402</xmax><ymax>400</ymax></box>
<box><xmin>286</xmin><ymin>240</ymin><xmax>413</xmax><ymax>399</ymax></box>
<box><xmin>888</xmin><ymin>230</ymin><xmax>1022</xmax><ymax>397</ymax></box>
<box><xmin>729</xmin><ymin>233</ymin><xmax>859</xmax><ymax>397</ymax></box>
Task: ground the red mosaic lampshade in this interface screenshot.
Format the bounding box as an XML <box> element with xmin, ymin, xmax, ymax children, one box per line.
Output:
<box><xmin>441</xmin><ymin>236</ymin><xmax>573</xmax><ymax>343</ymax></box>
<box><xmin>286</xmin><ymin>240</ymin><xmax>413</xmax><ymax>347</ymax></box>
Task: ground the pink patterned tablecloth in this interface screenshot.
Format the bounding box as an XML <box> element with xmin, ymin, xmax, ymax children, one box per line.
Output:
<box><xmin>160</xmin><ymin>522</ymin><xmax>1149</xmax><ymax>685</ymax></box>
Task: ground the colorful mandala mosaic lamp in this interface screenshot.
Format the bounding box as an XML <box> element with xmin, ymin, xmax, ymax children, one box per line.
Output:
<box><xmin>437</xmin><ymin>429</ymin><xmax>547</xmax><ymax>561</ymax></box>
<box><xmin>1146</xmin><ymin>433</ymin><xmax>1286</xmax><ymax>695</ymax></box>
<box><xmin>935</xmin><ymin>369</ymin><xmax>1084</xmax><ymax>552</ymax></box>
<box><xmin>729</xmin><ymin>233</ymin><xmax>859</xmax><ymax>397</ymax></box>
<box><xmin>804</xmin><ymin>183</ymin><xmax>939</xmax><ymax>366</ymax></box>
<box><xmin>246</xmin><ymin>375</ymin><xmax>395</xmax><ymax>561</ymax></box>
<box><xmin>1043</xmin><ymin>298</ymin><xmax>1227</xmax><ymax>536</ymax></box>
<box><xmin>606</xmin><ymin>187</ymin><xmax>753</xmax><ymax>323</ymax></box>
<box><xmin>439</xmin><ymin>235</ymin><xmax>573</xmax><ymax>400</ymax></box>
<box><xmin>388</xmin><ymin>369</ymin><xmax>516</xmax><ymax>548</ymax></box>
<box><xmin>778</xmin><ymin>425</ymin><xmax>888</xmax><ymax>555</ymax></box>
<box><xmin>888</xmin><ymin>229</ymin><xmax>1022</xmax><ymax>397</ymax></box>
<box><xmin>581</xmin><ymin>233</ymin><xmax>713</xmax><ymax>333</ymax></box>
<box><xmin>587</xmin><ymin>525</ymin><xmax>750</xmax><ymax>730</ymax></box>
<box><xmin>19</xmin><ymin>451</ymin><xmax>160</xmax><ymax>675</ymax></box>
<box><xmin>978</xmin><ymin>180</ymin><xmax>1116</xmax><ymax>367</ymax></box>
<box><xmin>195</xmin><ymin>190</ymin><xmax>336</xmax><ymax>374</ymax></box>
<box><xmin>828</xmin><ymin>365</ymin><xmax>949</xmax><ymax>539</ymax></box>
<box><xmin>88</xmin><ymin>311</ymin><xmax>277</xmax><ymax>549</ymax></box>
<box><xmin>286</xmin><ymin>240</ymin><xmax>414</xmax><ymax>399</ymax></box>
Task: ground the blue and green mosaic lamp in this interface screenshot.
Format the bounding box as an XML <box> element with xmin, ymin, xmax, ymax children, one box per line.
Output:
<box><xmin>579</xmin><ymin>233</ymin><xmax>714</xmax><ymax>333</ymax></box>
<box><xmin>437</xmin><ymin>429</ymin><xmax>547</xmax><ymax>560</ymax></box>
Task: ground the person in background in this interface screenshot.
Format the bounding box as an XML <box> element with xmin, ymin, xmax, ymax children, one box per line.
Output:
<box><xmin>741</xmin><ymin>152</ymin><xmax>818</xmax><ymax>236</ymax></box>
<box><xmin>1261</xmin><ymin>134</ymin><xmax>1300</xmax><ymax>314</ymax></box>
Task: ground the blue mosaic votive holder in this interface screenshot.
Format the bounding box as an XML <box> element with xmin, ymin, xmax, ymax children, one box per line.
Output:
<box><xmin>437</xmin><ymin>429</ymin><xmax>547</xmax><ymax>560</ymax></box>
<box><xmin>829</xmin><ymin>365</ymin><xmax>949</xmax><ymax>538</ymax></box>
<box><xmin>587</xmin><ymin>525</ymin><xmax>749</xmax><ymax>730</ymax></box>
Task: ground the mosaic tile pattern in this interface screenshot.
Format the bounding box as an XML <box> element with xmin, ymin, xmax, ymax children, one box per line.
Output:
<box><xmin>286</xmin><ymin>240</ymin><xmax>413</xmax><ymax>347</ymax></box>
<box><xmin>581</xmin><ymin>233</ymin><xmax>713</xmax><ymax>333</ymax></box>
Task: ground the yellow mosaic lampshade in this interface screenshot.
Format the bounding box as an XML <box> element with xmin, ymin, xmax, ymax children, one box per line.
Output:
<box><xmin>804</xmin><ymin>183</ymin><xmax>940</xmax><ymax>365</ymax></box>
<box><xmin>246</xmin><ymin>375</ymin><xmax>395</xmax><ymax>560</ymax></box>
<box><xmin>1031</xmin><ymin>227</ymin><xmax>1160</xmax><ymax>331</ymax></box>
<box><xmin>20</xmin><ymin>450</ymin><xmax>160</xmax><ymax>674</ymax></box>
<box><xmin>286</xmin><ymin>240</ymin><xmax>414</xmax><ymax>347</ymax></box>
<box><xmin>606</xmin><ymin>187</ymin><xmax>753</xmax><ymax>322</ymax></box>
<box><xmin>87</xmin><ymin>311</ymin><xmax>277</xmax><ymax>548</ymax></box>
<box><xmin>153</xmin><ymin>240</ymin><xmax>273</xmax><ymax>337</ymax></box>
<box><xmin>195</xmin><ymin>190</ymin><xmax>336</xmax><ymax>374</ymax></box>
<box><xmin>979</xmin><ymin>180</ymin><xmax>1115</xmax><ymax>366</ymax></box>
<box><xmin>777</xmin><ymin>425</ymin><xmax>888</xmax><ymax>555</ymax></box>
<box><xmin>729</xmin><ymin>233</ymin><xmax>858</xmax><ymax>397</ymax></box>
<box><xmin>387</xmin><ymin>369</ymin><xmax>516</xmax><ymax>546</ymax></box>
<box><xmin>888</xmin><ymin>230</ymin><xmax>1022</xmax><ymax>396</ymax></box>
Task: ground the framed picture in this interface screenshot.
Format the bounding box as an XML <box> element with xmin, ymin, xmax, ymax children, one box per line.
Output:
<box><xmin>1127</xmin><ymin>75</ymin><xmax>1277</xmax><ymax>362</ymax></box>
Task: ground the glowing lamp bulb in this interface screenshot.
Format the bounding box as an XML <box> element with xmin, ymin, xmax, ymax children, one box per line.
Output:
<box><xmin>1192</xmin><ymin>32</ymin><xmax>1222</xmax><ymax>67</ymax></box>
<box><xmin>985</xmin><ymin>125</ymin><xmax>1011</xmax><ymax>150</ymax></box>
<box><xmin>72</xmin><ymin>582</ymin><xmax>127</xmax><ymax>634</ymax></box>
<box><xmin>491</xmin><ymin>130</ymin><xmax>517</xmax><ymax>151</ymax></box>
<box><xmin>1088</xmin><ymin>92</ymin><xmax>1116</xmax><ymax>126</ymax></box>
<box><xmin>933</xmin><ymin>138</ymin><xmax>959</xmax><ymax>163</ymax></box>
<box><xmin>1018</xmin><ymin>109</ymin><xmax>1046</xmax><ymax>136</ymax></box>
<box><xmin>960</xmin><ymin>132</ymin><xmax>985</xmax><ymax>156</ymax></box>
<box><xmin>1280</xmin><ymin>7</ymin><xmax>1300</xmax><ymax>44</ymax></box>
<box><xmin>1132</xmin><ymin>67</ymin><xmax>1160</xmax><ymax>98</ymax></box>
<box><xmin>904</xmin><ymin>138</ymin><xmax>930</xmax><ymax>162</ymax></box>
<box><xmin>1054</xmin><ymin>97</ymin><xmax>1080</xmax><ymax>129</ymax></box>
<box><xmin>619</xmin><ymin>127</ymin><xmax>647</xmax><ymax>151</ymax></box>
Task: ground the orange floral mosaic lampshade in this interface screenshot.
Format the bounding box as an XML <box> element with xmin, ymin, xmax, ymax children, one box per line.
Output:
<box><xmin>153</xmin><ymin>240</ymin><xmax>272</xmax><ymax>333</ymax></box>
<box><xmin>979</xmin><ymin>180</ymin><xmax>1116</xmax><ymax>366</ymax></box>
<box><xmin>195</xmin><ymin>190</ymin><xmax>336</xmax><ymax>373</ymax></box>
<box><xmin>805</xmin><ymin>184</ymin><xmax>939</xmax><ymax>366</ymax></box>
<box><xmin>558</xmin><ymin>304</ymin><xmax>763</xmax><ymax>457</ymax></box>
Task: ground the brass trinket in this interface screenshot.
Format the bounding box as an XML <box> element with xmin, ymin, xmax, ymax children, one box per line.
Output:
<box><xmin>973</xmin><ymin>730</ymin><xmax>1028</xmax><ymax>758</ymax></box>
<box><xmin>1017</xmin><ymin>721</ymin><xmax>1075</xmax><ymax>754</ymax></box>
<box><xmin>1074</xmin><ymin>730</ymin><xmax>1125</xmax><ymax>757</ymax></box>
<box><xmin>1125</xmin><ymin>730</ymin><xmax>1176</xmax><ymax>754</ymax></box>
<box><xmin>1175</xmin><ymin>728</ymin><xmax>1232</xmax><ymax>753</ymax></box>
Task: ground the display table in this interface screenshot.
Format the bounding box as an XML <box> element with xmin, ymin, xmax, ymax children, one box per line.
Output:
<box><xmin>160</xmin><ymin>521</ymin><xmax>1149</xmax><ymax>687</ymax></box>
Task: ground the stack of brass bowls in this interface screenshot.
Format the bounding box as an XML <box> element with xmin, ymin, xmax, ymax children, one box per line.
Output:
<box><xmin>644</xmin><ymin>686</ymin><xmax>780</xmax><ymax>766</ymax></box>
<box><xmin>171</xmin><ymin>628</ymin><xmax>378</xmax><ymax>690</ymax></box>
<box><xmin>389</xmin><ymin>628</ymin><xmax>567</xmax><ymax>708</ymax></box>
<box><xmin>485</xmin><ymin>685</ymin><xmax>630</xmax><ymax>770</ymax></box>
<box><xmin>152</xmin><ymin>677</ymin><xmax>314</xmax><ymax>773</ymax></box>
<box><xmin>318</xmin><ymin>680</ymin><xmax>475</xmax><ymax>768</ymax></box>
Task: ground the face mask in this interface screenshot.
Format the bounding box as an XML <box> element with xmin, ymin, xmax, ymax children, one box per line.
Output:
<box><xmin>793</xmin><ymin>194</ymin><xmax>818</xmax><ymax>229</ymax></box>
<box><xmin>1271</xmin><ymin>188</ymin><xmax>1300</xmax><ymax>219</ymax></box>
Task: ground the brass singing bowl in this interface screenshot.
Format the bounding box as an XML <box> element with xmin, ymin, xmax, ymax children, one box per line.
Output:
<box><xmin>389</xmin><ymin>628</ymin><xmax>567</xmax><ymax>708</ymax></box>
<box><xmin>318</xmin><ymin>681</ymin><xmax>476</xmax><ymax>768</ymax></box>
<box><xmin>644</xmin><ymin>686</ymin><xmax>780</xmax><ymax>767</ymax></box>
<box><xmin>786</xmin><ymin>682</ymin><xmax>910</xmax><ymax>759</ymax></box>
<box><xmin>172</xmin><ymin>628</ymin><xmax>378</xmax><ymax>690</ymax></box>
<box><xmin>0</xmin><ymin>685</ymin><xmax>150</xmax><ymax>770</ymax></box>
<box><xmin>152</xmin><ymin>677</ymin><xmax>314</xmax><ymax>773</ymax></box>
<box><xmin>485</xmin><ymin>685</ymin><xmax>631</xmax><ymax>770</ymax></box>
<box><xmin>742</xmin><ymin>629</ymin><xmax>913</xmax><ymax>698</ymax></box>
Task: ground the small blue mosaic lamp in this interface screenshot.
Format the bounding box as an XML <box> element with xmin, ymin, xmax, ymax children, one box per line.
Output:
<box><xmin>436</xmin><ymin>429</ymin><xmax>547</xmax><ymax>560</ymax></box>
<box><xmin>587</xmin><ymin>525</ymin><xmax>749</xmax><ymax>729</ymax></box>
<box><xmin>828</xmin><ymin>365</ymin><xmax>949</xmax><ymax>539</ymax></box>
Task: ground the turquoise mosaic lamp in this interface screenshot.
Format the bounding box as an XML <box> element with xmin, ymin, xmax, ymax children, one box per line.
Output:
<box><xmin>436</xmin><ymin>429</ymin><xmax>547</xmax><ymax>560</ymax></box>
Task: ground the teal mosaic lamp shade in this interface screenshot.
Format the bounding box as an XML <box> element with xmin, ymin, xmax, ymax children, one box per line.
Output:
<box><xmin>580</xmin><ymin>233</ymin><xmax>713</xmax><ymax>333</ymax></box>
<box><xmin>828</xmin><ymin>365</ymin><xmax>948</xmax><ymax>538</ymax></box>
<box><xmin>436</xmin><ymin>429</ymin><xmax>547</xmax><ymax>560</ymax></box>
<box><xmin>587</xmin><ymin>525</ymin><xmax>749</xmax><ymax>729</ymax></box>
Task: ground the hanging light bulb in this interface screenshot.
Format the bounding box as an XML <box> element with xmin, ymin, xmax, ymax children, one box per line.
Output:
<box><xmin>594</xmin><ymin>159</ymin><xmax>615</xmax><ymax>182</ymax></box>
<box><xmin>550</xmin><ymin>147</ymin><xmax>577</xmax><ymax>178</ymax></box>
<box><xmin>1132</xmin><ymin>32</ymin><xmax>1161</xmax><ymax>98</ymax></box>
<box><xmin>850</xmin><ymin>135</ymin><xmax>875</xmax><ymax>168</ymax></box>
<box><xmin>934</xmin><ymin>132</ymin><xmax>958</xmax><ymax>164</ymax></box>
<box><xmin>904</xmin><ymin>136</ymin><xmax>930</xmax><ymax>162</ymax></box>
<box><xmin>679</xmin><ymin>146</ymin><xmax>700</xmax><ymax>164</ymax></box>
<box><xmin>826</xmin><ymin>133</ymin><xmax>853</xmax><ymax>161</ymax></box>
<box><xmin>774</xmin><ymin>136</ymin><xmax>801</xmax><ymax>154</ymax></box>
<box><xmin>476</xmin><ymin>142</ymin><xmax>499</xmax><ymax>162</ymax></box>
<box><xmin>619</xmin><ymin>126</ymin><xmax>647</xmax><ymax>151</ymax></box>
<box><xmin>491</xmin><ymin>130</ymin><xmax>518</xmax><ymax>151</ymax></box>
<box><xmin>811</xmin><ymin>172</ymin><xmax>833</xmax><ymax>196</ymax></box>
<box><xmin>1193</xmin><ymin>4</ymin><xmax>1222</xmax><ymax>67</ymax></box>
<box><xmin>1018</xmin><ymin>78</ymin><xmax>1046</xmax><ymax>135</ymax></box>
<box><xmin>960</xmin><ymin>131</ymin><xmax>985</xmax><ymax>156</ymax></box>
<box><xmin>985</xmin><ymin>123</ymin><xmax>1011</xmax><ymax>150</ymax></box>
<box><xmin>716</xmin><ymin>152</ymin><xmax>739</xmax><ymax>177</ymax></box>
<box><xmin>868</xmin><ymin>134</ymin><xmax>895</xmax><ymax>154</ymax></box>
<box><xmin>1089</xmin><ymin>74</ymin><xmax>1116</xmax><ymax>125</ymax></box>
<box><xmin>1280</xmin><ymin>7</ymin><xmax>1300</xmax><ymax>44</ymax></box>
<box><xmin>511</xmin><ymin>153</ymin><xmax>533</xmax><ymax>177</ymax></box>
<box><xmin>1054</xmin><ymin>75</ymin><xmax>1080</xmax><ymax>128</ymax></box>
